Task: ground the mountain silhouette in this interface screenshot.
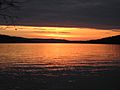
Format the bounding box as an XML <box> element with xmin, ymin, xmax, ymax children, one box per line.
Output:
<box><xmin>88</xmin><ymin>35</ymin><xmax>120</xmax><ymax>44</ymax></box>
<box><xmin>0</xmin><ymin>34</ymin><xmax>68</xmax><ymax>43</ymax></box>
<box><xmin>0</xmin><ymin>34</ymin><xmax>120</xmax><ymax>44</ymax></box>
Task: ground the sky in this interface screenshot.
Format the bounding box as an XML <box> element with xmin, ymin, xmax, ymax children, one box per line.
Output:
<box><xmin>0</xmin><ymin>0</ymin><xmax>120</xmax><ymax>40</ymax></box>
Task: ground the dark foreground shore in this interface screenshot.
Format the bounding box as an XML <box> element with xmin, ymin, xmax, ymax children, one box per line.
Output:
<box><xmin>0</xmin><ymin>69</ymin><xmax>120</xmax><ymax>90</ymax></box>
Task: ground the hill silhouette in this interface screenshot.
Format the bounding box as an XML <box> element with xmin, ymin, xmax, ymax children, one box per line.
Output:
<box><xmin>87</xmin><ymin>35</ymin><xmax>120</xmax><ymax>44</ymax></box>
<box><xmin>0</xmin><ymin>34</ymin><xmax>68</xmax><ymax>43</ymax></box>
<box><xmin>0</xmin><ymin>34</ymin><xmax>120</xmax><ymax>44</ymax></box>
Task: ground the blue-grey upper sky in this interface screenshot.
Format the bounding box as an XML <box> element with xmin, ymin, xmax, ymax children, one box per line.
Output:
<box><xmin>2</xmin><ymin>0</ymin><xmax>120</xmax><ymax>29</ymax></box>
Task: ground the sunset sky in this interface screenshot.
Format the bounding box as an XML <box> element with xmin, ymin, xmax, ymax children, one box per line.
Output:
<box><xmin>0</xmin><ymin>25</ymin><xmax>120</xmax><ymax>40</ymax></box>
<box><xmin>0</xmin><ymin>0</ymin><xmax>120</xmax><ymax>40</ymax></box>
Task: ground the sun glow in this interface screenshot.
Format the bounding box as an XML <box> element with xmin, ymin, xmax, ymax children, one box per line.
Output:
<box><xmin>45</xmin><ymin>34</ymin><xmax>71</xmax><ymax>38</ymax></box>
<box><xmin>0</xmin><ymin>25</ymin><xmax>120</xmax><ymax>40</ymax></box>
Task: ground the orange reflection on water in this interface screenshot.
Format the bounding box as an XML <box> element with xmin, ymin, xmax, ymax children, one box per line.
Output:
<box><xmin>0</xmin><ymin>44</ymin><xmax>120</xmax><ymax>69</ymax></box>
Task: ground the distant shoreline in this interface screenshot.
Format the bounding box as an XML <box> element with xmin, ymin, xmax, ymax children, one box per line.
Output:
<box><xmin>0</xmin><ymin>42</ymin><xmax>120</xmax><ymax>45</ymax></box>
<box><xmin>0</xmin><ymin>34</ymin><xmax>120</xmax><ymax>44</ymax></box>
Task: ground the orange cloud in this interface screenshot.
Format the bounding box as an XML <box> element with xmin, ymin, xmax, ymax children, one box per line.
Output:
<box><xmin>0</xmin><ymin>25</ymin><xmax>120</xmax><ymax>40</ymax></box>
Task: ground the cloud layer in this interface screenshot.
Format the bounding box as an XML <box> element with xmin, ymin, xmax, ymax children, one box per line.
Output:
<box><xmin>7</xmin><ymin>0</ymin><xmax>120</xmax><ymax>29</ymax></box>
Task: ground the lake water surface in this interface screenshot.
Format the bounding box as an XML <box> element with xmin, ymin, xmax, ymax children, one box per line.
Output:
<box><xmin>0</xmin><ymin>44</ymin><xmax>120</xmax><ymax>90</ymax></box>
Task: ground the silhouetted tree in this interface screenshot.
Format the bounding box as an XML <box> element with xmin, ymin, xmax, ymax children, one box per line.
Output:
<box><xmin>0</xmin><ymin>0</ymin><xmax>27</xmax><ymax>27</ymax></box>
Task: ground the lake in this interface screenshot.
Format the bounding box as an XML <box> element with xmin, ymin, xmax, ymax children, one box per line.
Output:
<box><xmin>0</xmin><ymin>43</ymin><xmax>120</xmax><ymax>90</ymax></box>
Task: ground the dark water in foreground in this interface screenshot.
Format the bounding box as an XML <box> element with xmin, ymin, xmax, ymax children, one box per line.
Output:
<box><xmin>0</xmin><ymin>44</ymin><xmax>120</xmax><ymax>90</ymax></box>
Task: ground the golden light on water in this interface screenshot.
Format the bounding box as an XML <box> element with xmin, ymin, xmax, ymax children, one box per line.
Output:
<box><xmin>0</xmin><ymin>25</ymin><xmax>120</xmax><ymax>40</ymax></box>
<box><xmin>0</xmin><ymin>44</ymin><xmax>120</xmax><ymax>69</ymax></box>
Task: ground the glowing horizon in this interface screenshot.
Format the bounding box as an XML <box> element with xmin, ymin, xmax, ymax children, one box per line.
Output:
<box><xmin>0</xmin><ymin>25</ymin><xmax>120</xmax><ymax>40</ymax></box>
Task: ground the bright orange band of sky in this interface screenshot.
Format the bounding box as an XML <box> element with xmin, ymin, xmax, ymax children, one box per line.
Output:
<box><xmin>0</xmin><ymin>25</ymin><xmax>120</xmax><ymax>40</ymax></box>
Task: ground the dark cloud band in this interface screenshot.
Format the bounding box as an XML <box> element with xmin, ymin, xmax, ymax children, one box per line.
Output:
<box><xmin>2</xmin><ymin>0</ymin><xmax>120</xmax><ymax>29</ymax></box>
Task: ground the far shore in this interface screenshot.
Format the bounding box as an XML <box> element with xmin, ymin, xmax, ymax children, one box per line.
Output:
<box><xmin>0</xmin><ymin>34</ymin><xmax>120</xmax><ymax>44</ymax></box>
